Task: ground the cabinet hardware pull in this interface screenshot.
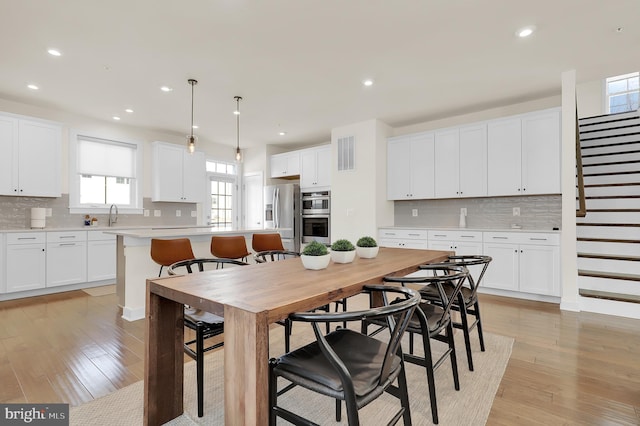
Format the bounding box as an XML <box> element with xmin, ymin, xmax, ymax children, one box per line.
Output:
<box><xmin>434</xmin><ymin>234</ymin><xmax>446</xmax><ymax>237</ymax></box>
<box><xmin>529</xmin><ymin>238</ymin><xmax>547</xmax><ymax>241</ymax></box>
<box><xmin>408</xmin><ymin>233</ymin><xmax>420</xmax><ymax>236</ymax></box>
<box><xmin>59</xmin><ymin>243</ymin><xmax>76</xmax><ymax>246</ymax></box>
<box><xmin>492</xmin><ymin>237</ymin><xmax>508</xmax><ymax>239</ymax></box>
<box><xmin>461</xmin><ymin>235</ymin><xmax>474</xmax><ymax>238</ymax></box>
<box><xmin>18</xmin><ymin>237</ymin><xmax>37</xmax><ymax>240</ymax></box>
<box><xmin>60</xmin><ymin>236</ymin><xmax>76</xmax><ymax>239</ymax></box>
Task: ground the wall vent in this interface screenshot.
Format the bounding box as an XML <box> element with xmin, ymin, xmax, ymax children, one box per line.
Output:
<box><xmin>337</xmin><ymin>136</ymin><xmax>355</xmax><ymax>171</ymax></box>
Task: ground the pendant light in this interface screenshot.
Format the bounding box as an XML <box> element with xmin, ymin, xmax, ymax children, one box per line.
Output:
<box><xmin>234</xmin><ymin>96</ymin><xmax>242</xmax><ymax>162</ymax></box>
<box><xmin>187</xmin><ymin>79</ymin><xmax>198</xmax><ymax>153</ymax></box>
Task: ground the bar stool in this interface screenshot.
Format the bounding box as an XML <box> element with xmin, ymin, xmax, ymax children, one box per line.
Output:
<box><xmin>150</xmin><ymin>238</ymin><xmax>195</xmax><ymax>277</ymax></box>
<box><xmin>251</xmin><ymin>233</ymin><xmax>285</xmax><ymax>252</ymax></box>
<box><xmin>210</xmin><ymin>235</ymin><xmax>251</xmax><ymax>261</ymax></box>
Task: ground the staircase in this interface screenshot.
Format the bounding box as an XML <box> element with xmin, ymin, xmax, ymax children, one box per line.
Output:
<box><xmin>576</xmin><ymin>109</ymin><xmax>640</xmax><ymax>307</ymax></box>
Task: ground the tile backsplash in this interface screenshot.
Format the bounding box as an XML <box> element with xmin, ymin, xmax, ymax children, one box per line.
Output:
<box><xmin>394</xmin><ymin>195</ymin><xmax>561</xmax><ymax>230</ymax></box>
<box><xmin>0</xmin><ymin>194</ymin><xmax>198</xmax><ymax>230</ymax></box>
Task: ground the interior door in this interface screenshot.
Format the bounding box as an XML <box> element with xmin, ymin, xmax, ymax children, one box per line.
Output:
<box><xmin>243</xmin><ymin>172</ymin><xmax>263</xmax><ymax>229</ymax></box>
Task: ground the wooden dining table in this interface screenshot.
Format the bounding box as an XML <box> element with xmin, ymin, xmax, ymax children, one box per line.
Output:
<box><xmin>143</xmin><ymin>247</ymin><xmax>451</xmax><ymax>425</ymax></box>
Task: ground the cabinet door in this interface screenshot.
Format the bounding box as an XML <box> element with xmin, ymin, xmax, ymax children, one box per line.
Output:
<box><xmin>300</xmin><ymin>149</ymin><xmax>317</xmax><ymax>188</ymax></box>
<box><xmin>429</xmin><ymin>241</ymin><xmax>453</xmax><ymax>251</ymax></box>
<box><xmin>409</xmin><ymin>133</ymin><xmax>435</xmax><ymax>199</ymax></box>
<box><xmin>519</xmin><ymin>244</ymin><xmax>560</xmax><ymax>296</ymax></box>
<box><xmin>182</xmin><ymin>150</ymin><xmax>206</xmax><ymax>202</ymax></box>
<box><xmin>87</xmin><ymin>240</ymin><xmax>117</xmax><ymax>281</ymax></box>
<box><xmin>270</xmin><ymin>154</ymin><xmax>288</xmax><ymax>177</ymax></box>
<box><xmin>46</xmin><ymin>242</ymin><xmax>87</xmax><ymax>287</ymax></box>
<box><xmin>434</xmin><ymin>129</ymin><xmax>460</xmax><ymax>198</ymax></box>
<box><xmin>18</xmin><ymin>120</ymin><xmax>61</xmax><ymax>197</ymax></box>
<box><xmin>487</xmin><ymin>118</ymin><xmax>521</xmax><ymax>196</ymax></box>
<box><xmin>6</xmin><ymin>244</ymin><xmax>46</xmax><ymax>292</ymax></box>
<box><xmin>0</xmin><ymin>115</ymin><xmax>18</xmax><ymax>195</ymax></box>
<box><xmin>459</xmin><ymin>124</ymin><xmax>487</xmax><ymax>198</ymax></box>
<box><xmin>521</xmin><ymin>110</ymin><xmax>561</xmax><ymax>195</ymax></box>
<box><xmin>152</xmin><ymin>143</ymin><xmax>185</xmax><ymax>202</ymax></box>
<box><xmin>482</xmin><ymin>243</ymin><xmax>519</xmax><ymax>291</ymax></box>
<box><xmin>314</xmin><ymin>146</ymin><xmax>331</xmax><ymax>187</ymax></box>
<box><xmin>387</xmin><ymin>137</ymin><xmax>412</xmax><ymax>200</ymax></box>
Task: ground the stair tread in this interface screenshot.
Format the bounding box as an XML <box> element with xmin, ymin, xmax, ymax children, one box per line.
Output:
<box><xmin>576</xmin><ymin>223</ymin><xmax>640</xmax><ymax>227</ymax></box>
<box><xmin>578</xmin><ymin>270</ymin><xmax>640</xmax><ymax>282</ymax></box>
<box><xmin>578</xmin><ymin>288</ymin><xmax>640</xmax><ymax>304</ymax></box>
<box><xmin>578</xmin><ymin>237</ymin><xmax>640</xmax><ymax>244</ymax></box>
<box><xmin>578</xmin><ymin>253</ymin><xmax>640</xmax><ymax>261</ymax></box>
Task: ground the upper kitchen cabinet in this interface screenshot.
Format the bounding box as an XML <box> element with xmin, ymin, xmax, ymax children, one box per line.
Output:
<box><xmin>434</xmin><ymin>124</ymin><xmax>487</xmax><ymax>198</ymax></box>
<box><xmin>151</xmin><ymin>141</ymin><xmax>206</xmax><ymax>202</ymax></box>
<box><xmin>300</xmin><ymin>145</ymin><xmax>331</xmax><ymax>190</ymax></box>
<box><xmin>387</xmin><ymin>132</ymin><xmax>435</xmax><ymax>200</ymax></box>
<box><xmin>0</xmin><ymin>114</ymin><xmax>62</xmax><ymax>197</ymax></box>
<box><xmin>487</xmin><ymin>108</ymin><xmax>560</xmax><ymax>196</ymax></box>
<box><xmin>270</xmin><ymin>151</ymin><xmax>300</xmax><ymax>178</ymax></box>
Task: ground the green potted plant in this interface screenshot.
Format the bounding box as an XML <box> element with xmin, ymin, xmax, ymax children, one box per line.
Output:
<box><xmin>300</xmin><ymin>240</ymin><xmax>331</xmax><ymax>270</ymax></box>
<box><xmin>330</xmin><ymin>239</ymin><xmax>356</xmax><ymax>264</ymax></box>
<box><xmin>356</xmin><ymin>236</ymin><xmax>379</xmax><ymax>258</ymax></box>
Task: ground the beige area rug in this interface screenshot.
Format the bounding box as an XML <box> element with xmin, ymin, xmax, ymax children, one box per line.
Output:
<box><xmin>82</xmin><ymin>284</ymin><xmax>116</xmax><ymax>296</ymax></box>
<box><xmin>70</xmin><ymin>295</ymin><xmax>513</xmax><ymax>425</ymax></box>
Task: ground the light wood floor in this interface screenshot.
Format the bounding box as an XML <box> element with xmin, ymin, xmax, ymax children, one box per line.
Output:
<box><xmin>0</xmin><ymin>289</ymin><xmax>639</xmax><ymax>425</ymax></box>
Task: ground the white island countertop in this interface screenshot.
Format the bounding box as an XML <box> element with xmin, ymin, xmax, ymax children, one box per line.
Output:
<box><xmin>105</xmin><ymin>226</ymin><xmax>283</xmax><ymax>239</ymax></box>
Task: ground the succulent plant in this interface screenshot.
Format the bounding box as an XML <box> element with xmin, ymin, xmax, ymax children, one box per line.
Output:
<box><xmin>330</xmin><ymin>239</ymin><xmax>355</xmax><ymax>251</ymax></box>
<box><xmin>302</xmin><ymin>240</ymin><xmax>329</xmax><ymax>256</ymax></box>
<box><xmin>356</xmin><ymin>236</ymin><xmax>378</xmax><ymax>247</ymax></box>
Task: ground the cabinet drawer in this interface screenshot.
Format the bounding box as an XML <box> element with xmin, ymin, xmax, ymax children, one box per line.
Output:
<box><xmin>47</xmin><ymin>231</ymin><xmax>87</xmax><ymax>243</ymax></box>
<box><xmin>88</xmin><ymin>231</ymin><xmax>116</xmax><ymax>241</ymax></box>
<box><xmin>378</xmin><ymin>228</ymin><xmax>428</xmax><ymax>240</ymax></box>
<box><xmin>428</xmin><ymin>230</ymin><xmax>482</xmax><ymax>241</ymax></box>
<box><xmin>6</xmin><ymin>232</ymin><xmax>46</xmax><ymax>244</ymax></box>
<box><xmin>483</xmin><ymin>232</ymin><xmax>559</xmax><ymax>246</ymax></box>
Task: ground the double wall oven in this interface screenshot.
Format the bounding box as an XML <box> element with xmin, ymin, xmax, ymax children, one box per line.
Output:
<box><xmin>301</xmin><ymin>190</ymin><xmax>330</xmax><ymax>244</ymax></box>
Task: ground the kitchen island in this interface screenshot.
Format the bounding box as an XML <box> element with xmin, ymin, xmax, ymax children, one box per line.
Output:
<box><xmin>107</xmin><ymin>227</ymin><xmax>280</xmax><ymax>321</ymax></box>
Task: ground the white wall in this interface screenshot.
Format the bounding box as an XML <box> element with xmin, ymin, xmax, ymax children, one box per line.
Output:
<box><xmin>577</xmin><ymin>79</ymin><xmax>605</xmax><ymax>117</ymax></box>
<box><xmin>0</xmin><ymin>96</ymin><xmax>235</xmax><ymax>197</ymax></box>
<box><xmin>330</xmin><ymin>119</ymin><xmax>393</xmax><ymax>244</ymax></box>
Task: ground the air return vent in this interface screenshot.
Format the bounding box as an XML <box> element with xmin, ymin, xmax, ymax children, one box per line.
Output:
<box><xmin>337</xmin><ymin>136</ymin><xmax>355</xmax><ymax>171</ymax></box>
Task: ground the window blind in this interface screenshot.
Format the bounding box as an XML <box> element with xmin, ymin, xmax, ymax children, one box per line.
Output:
<box><xmin>77</xmin><ymin>137</ymin><xmax>136</xmax><ymax>178</ymax></box>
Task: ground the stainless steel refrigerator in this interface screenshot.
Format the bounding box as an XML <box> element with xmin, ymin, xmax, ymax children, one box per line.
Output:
<box><xmin>263</xmin><ymin>183</ymin><xmax>300</xmax><ymax>252</ymax></box>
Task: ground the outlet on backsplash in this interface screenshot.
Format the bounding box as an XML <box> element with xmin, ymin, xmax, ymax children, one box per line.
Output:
<box><xmin>513</xmin><ymin>207</ymin><xmax>520</xmax><ymax>216</ymax></box>
<box><xmin>412</xmin><ymin>209</ymin><xmax>418</xmax><ymax>217</ymax></box>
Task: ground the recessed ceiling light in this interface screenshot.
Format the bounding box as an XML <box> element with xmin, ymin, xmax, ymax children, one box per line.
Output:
<box><xmin>279</xmin><ymin>131</ymin><xmax>286</xmax><ymax>136</ymax></box>
<box><xmin>27</xmin><ymin>84</ymin><xmax>39</xmax><ymax>90</ymax></box>
<box><xmin>160</xmin><ymin>86</ymin><xmax>173</xmax><ymax>92</ymax></box>
<box><xmin>47</xmin><ymin>49</ymin><xmax>61</xmax><ymax>56</ymax></box>
<box><xmin>125</xmin><ymin>108</ymin><xmax>134</xmax><ymax>113</ymax></box>
<box><xmin>113</xmin><ymin>116</ymin><xmax>121</xmax><ymax>121</ymax></box>
<box><xmin>516</xmin><ymin>26</ymin><xmax>536</xmax><ymax>38</ymax></box>
<box><xmin>363</xmin><ymin>79</ymin><xmax>374</xmax><ymax>87</ymax></box>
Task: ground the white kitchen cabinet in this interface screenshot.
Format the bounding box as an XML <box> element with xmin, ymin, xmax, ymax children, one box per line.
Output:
<box><xmin>487</xmin><ymin>108</ymin><xmax>560</xmax><ymax>196</ymax></box>
<box><xmin>387</xmin><ymin>132</ymin><xmax>435</xmax><ymax>200</ymax></box>
<box><xmin>0</xmin><ymin>114</ymin><xmax>61</xmax><ymax>197</ymax></box>
<box><xmin>270</xmin><ymin>151</ymin><xmax>300</xmax><ymax>178</ymax></box>
<box><xmin>46</xmin><ymin>231</ymin><xmax>87</xmax><ymax>288</ymax></box>
<box><xmin>482</xmin><ymin>232</ymin><xmax>560</xmax><ymax>296</ymax></box>
<box><xmin>300</xmin><ymin>145</ymin><xmax>331</xmax><ymax>190</ymax></box>
<box><xmin>427</xmin><ymin>230</ymin><xmax>483</xmax><ymax>254</ymax></box>
<box><xmin>0</xmin><ymin>234</ymin><xmax>4</xmax><ymax>293</ymax></box>
<box><xmin>434</xmin><ymin>124</ymin><xmax>487</xmax><ymax>199</ymax></box>
<box><xmin>151</xmin><ymin>141</ymin><xmax>206</xmax><ymax>202</ymax></box>
<box><xmin>378</xmin><ymin>228</ymin><xmax>428</xmax><ymax>249</ymax></box>
<box><xmin>87</xmin><ymin>231</ymin><xmax>116</xmax><ymax>282</ymax></box>
<box><xmin>5</xmin><ymin>233</ymin><xmax>46</xmax><ymax>293</ymax></box>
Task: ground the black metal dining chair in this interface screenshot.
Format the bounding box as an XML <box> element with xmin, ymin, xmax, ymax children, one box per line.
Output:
<box><xmin>269</xmin><ymin>284</ymin><xmax>420</xmax><ymax>426</ymax></box>
<box><xmin>167</xmin><ymin>257</ymin><xmax>248</xmax><ymax>417</ymax></box>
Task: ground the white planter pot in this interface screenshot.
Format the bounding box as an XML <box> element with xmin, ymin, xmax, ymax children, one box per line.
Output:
<box><xmin>356</xmin><ymin>246</ymin><xmax>379</xmax><ymax>259</ymax></box>
<box><xmin>330</xmin><ymin>250</ymin><xmax>356</xmax><ymax>264</ymax></box>
<box><xmin>300</xmin><ymin>254</ymin><xmax>331</xmax><ymax>270</ymax></box>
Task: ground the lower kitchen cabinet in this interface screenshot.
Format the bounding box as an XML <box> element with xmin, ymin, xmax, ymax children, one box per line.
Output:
<box><xmin>46</xmin><ymin>231</ymin><xmax>87</xmax><ymax>288</ymax></box>
<box><xmin>482</xmin><ymin>232</ymin><xmax>560</xmax><ymax>296</ymax></box>
<box><xmin>5</xmin><ymin>232</ymin><xmax>46</xmax><ymax>293</ymax></box>
<box><xmin>87</xmin><ymin>231</ymin><xmax>116</xmax><ymax>282</ymax></box>
<box><xmin>378</xmin><ymin>228</ymin><xmax>428</xmax><ymax>249</ymax></box>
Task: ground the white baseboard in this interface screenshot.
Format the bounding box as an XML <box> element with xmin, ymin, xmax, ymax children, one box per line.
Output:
<box><xmin>560</xmin><ymin>299</ymin><xmax>580</xmax><ymax>312</ymax></box>
<box><xmin>122</xmin><ymin>306</ymin><xmax>145</xmax><ymax>322</ymax></box>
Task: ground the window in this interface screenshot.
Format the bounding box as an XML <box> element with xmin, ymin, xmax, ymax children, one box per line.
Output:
<box><xmin>69</xmin><ymin>132</ymin><xmax>143</xmax><ymax>213</ymax></box>
<box><xmin>205</xmin><ymin>160</ymin><xmax>237</xmax><ymax>228</ymax></box>
<box><xmin>606</xmin><ymin>72</ymin><xmax>639</xmax><ymax>113</ymax></box>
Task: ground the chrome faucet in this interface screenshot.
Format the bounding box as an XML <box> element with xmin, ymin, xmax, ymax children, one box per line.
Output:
<box><xmin>108</xmin><ymin>204</ymin><xmax>118</xmax><ymax>227</ymax></box>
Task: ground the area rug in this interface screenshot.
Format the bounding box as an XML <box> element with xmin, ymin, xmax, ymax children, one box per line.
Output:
<box><xmin>70</xmin><ymin>296</ymin><xmax>513</xmax><ymax>425</ymax></box>
<box><xmin>82</xmin><ymin>284</ymin><xmax>116</xmax><ymax>296</ymax></box>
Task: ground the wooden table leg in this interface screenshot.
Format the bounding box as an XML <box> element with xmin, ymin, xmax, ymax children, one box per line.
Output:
<box><xmin>224</xmin><ymin>306</ymin><xmax>269</xmax><ymax>426</ymax></box>
<box><xmin>144</xmin><ymin>289</ymin><xmax>184</xmax><ymax>425</ymax></box>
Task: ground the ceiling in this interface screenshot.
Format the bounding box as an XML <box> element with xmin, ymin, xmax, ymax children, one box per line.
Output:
<box><xmin>1</xmin><ymin>0</ymin><xmax>638</xmax><ymax>150</ymax></box>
